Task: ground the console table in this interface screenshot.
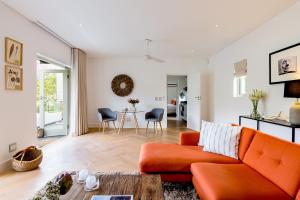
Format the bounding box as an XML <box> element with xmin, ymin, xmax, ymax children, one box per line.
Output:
<box><xmin>239</xmin><ymin>115</ymin><xmax>300</xmax><ymax>143</ymax></box>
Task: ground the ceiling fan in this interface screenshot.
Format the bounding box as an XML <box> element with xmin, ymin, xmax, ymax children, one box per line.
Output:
<box><xmin>144</xmin><ymin>39</ymin><xmax>165</xmax><ymax>63</ymax></box>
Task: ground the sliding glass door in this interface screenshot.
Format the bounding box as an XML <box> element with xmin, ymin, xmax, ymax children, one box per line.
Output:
<box><xmin>37</xmin><ymin>63</ymin><xmax>69</xmax><ymax>137</ymax></box>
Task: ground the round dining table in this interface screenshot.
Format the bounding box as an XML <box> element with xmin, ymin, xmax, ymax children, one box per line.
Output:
<box><xmin>118</xmin><ymin>110</ymin><xmax>144</xmax><ymax>134</ymax></box>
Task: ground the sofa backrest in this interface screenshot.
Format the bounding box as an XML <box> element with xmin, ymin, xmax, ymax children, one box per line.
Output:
<box><xmin>243</xmin><ymin>132</ymin><xmax>300</xmax><ymax>198</ymax></box>
<box><xmin>238</xmin><ymin>127</ymin><xmax>257</xmax><ymax>160</ymax></box>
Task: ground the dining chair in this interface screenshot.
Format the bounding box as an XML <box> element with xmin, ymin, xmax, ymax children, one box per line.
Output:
<box><xmin>145</xmin><ymin>108</ymin><xmax>164</xmax><ymax>134</ymax></box>
<box><xmin>97</xmin><ymin>108</ymin><xmax>118</xmax><ymax>133</ymax></box>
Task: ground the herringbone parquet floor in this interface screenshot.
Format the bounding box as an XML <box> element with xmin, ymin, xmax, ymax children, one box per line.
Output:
<box><xmin>0</xmin><ymin>127</ymin><xmax>190</xmax><ymax>200</ymax></box>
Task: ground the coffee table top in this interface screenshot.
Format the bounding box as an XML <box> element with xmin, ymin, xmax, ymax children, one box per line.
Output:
<box><xmin>61</xmin><ymin>173</ymin><xmax>163</xmax><ymax>200</ymax></box>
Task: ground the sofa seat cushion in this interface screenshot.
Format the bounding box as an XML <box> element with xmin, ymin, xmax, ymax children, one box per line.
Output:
<box><xmin>191</xmin><ymin>163</ymin><xmax>292</xmax><ymax>200</ymax></box>
<box><xmin>139</xmin><ymin>143</ymin><xmax>241</xmax><ymax>173</ymax></box>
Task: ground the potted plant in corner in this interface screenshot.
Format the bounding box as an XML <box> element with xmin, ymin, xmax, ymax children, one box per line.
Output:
<box><xmin>249</xmin><ymin>89</ymin><xmax>265</xmax><ymax>119</ymax></box>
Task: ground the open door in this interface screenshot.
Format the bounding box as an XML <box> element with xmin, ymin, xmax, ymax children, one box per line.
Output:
<box><xmin>37</xmin><ymin>61</ymin><xmax>69</xmax><ymax>137</ymax></box>
<box><xmin>187</xmin><ymin>73</ymin><xmax>201</xmax><ymax>131</ymax></box>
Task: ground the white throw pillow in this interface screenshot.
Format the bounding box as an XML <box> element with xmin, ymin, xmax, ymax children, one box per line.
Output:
<box><xmin>198</xmin><ymin>120</ymin><xmax>219</xmax><ymax>146</ymax></box>
<box><xmin>203</xmin><ymin>124</ymin><xmax>242</xmax><ymax>159</ymax></box>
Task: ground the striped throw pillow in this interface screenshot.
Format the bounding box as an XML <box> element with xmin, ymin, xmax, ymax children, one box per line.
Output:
<box><xmin>203</xmin><ymin>124</ymin><xmax>242</xmax><ymax>159</ymax></box>
<box><xmin>198</xmin><ymin>120</ymin><xmax>220</xmax><ymax>146</ymax></box>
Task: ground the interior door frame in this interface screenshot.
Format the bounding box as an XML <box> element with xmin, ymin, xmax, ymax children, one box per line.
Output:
<box><xmin>37</xmin><ymin>55</ymin><xmax>71</xmax><ymax>137</ymax></box>
<box><xmin>166</xmin><ymin>73</ymin><xmax>188</xmax><ymax>128</ymax></box>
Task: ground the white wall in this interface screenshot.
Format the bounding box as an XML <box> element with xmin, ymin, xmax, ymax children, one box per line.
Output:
<box><xmin>0</xmin><ymin>3</ymin><xmax>71</xmax><ymax>166</ymax></box>
<box><xmin>208</xmin><ymin>1</ymin><xmax>300</xmax><ymax>142</ymax></box>
<box><xmin>87</xmin><ymin>57</ymin><xmax>208</xmax><ymax>128</ymax></box>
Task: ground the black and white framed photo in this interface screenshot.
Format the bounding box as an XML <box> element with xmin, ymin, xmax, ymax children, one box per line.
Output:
<box><xmin>269</xmin><ymin>43</ymin><xmax>300</xmax><ymax>84</ymax></box>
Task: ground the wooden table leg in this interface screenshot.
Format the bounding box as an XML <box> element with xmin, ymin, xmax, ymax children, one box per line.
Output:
<box><xmin>133</xmin><ymin>113</ymin><xmax>139</xmax><ymax>134</ymax></box>
<box><xmin>118</xmin><ymin>113</ymin><xmax>126</xmax><ymax>135</ymax></box>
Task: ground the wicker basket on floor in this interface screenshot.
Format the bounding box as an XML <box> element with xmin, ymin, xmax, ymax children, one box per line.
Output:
<box><xmin>12</xmin><ymin>146</ymin><xmax>43</xmax><ymax>172</ymax></box>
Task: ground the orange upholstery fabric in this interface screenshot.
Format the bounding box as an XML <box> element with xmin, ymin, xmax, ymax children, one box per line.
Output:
<box><xmin>191</xmin><ymin>163</ymin><xmax>292</xmax><ymax>200</ymax></box>
<box><xmin>238</xmin><ymin>127</ymin><xmax>256</xmax><ymax>160</ymax></box>
<box><xmin>297</xmin><ymin>190</ymin><xmax>300</xmax><ymax>200</ymax></box>
<box><xmin>179</xmin><ymin>131</ymin><xmax>200</xmax><ymax>146</ymax></box>
<box><xmin>139</xmin><ymin>143</ymin><xmax>241</xmax><ymax>173</ymax></box>
<box><xmin>243</xmin><ymin>132</ymin><xmax>300</xmax><ymax>198</ymax></box>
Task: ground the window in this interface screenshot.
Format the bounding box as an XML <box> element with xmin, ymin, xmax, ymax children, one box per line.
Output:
<box><xmin>233</xmin><ymin>59</ymin><xmax>247</xmax><ymax>97</ymax></box>
<box><xmin>233</xmin><ymin>76</ymin><xmax>246</xmax><ymax>97</ymax></box>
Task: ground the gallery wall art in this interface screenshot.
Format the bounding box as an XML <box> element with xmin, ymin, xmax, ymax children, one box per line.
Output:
<box><xmin>269</xmin><ymin>43</ymin><xmax>300</xmax><ymax>84</ymax></box>
<box><xmin>5</xmin><ymin>65</ymin><xmax>23</xmax><ymax>90</ymax></box>
<box><xmin>4</xmin><ymin>37</ymin><xmax>23</xmax><ymax>91</ymax></box>
<box><xmin>5</xmin><ymin>37</ymin><xmax>23</xmax><ymax>66</ymax></box>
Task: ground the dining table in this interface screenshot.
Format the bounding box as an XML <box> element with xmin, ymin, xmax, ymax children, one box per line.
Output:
<box><xmin>118</xmin><ymin>110</ymin><xmax>144</xmax><ymax>134</ymax></box>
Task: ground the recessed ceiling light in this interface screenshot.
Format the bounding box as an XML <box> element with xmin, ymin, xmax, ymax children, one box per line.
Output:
<box><xmin>215</xmin><ymin>24</ymin><xmax>219</xmax><ymax>28</ymax></box>
<box><xmin>191</xmin><ymin>49</ymin><xmax>195</xmax><ymax>53</ymax></box>
<box><xmin>79</xmin><ymin>23</ymin><xmax>83</xmax><ymax>27</ymax></box>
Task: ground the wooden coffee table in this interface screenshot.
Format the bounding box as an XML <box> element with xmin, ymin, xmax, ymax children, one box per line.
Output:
<box><xmin>60</xmin><ymin>173</ymin><xmax>163</xmax><ymax>200</ymax></box>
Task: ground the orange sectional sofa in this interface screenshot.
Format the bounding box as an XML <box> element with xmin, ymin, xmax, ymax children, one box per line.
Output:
<box><xmin>139</xmin><ymin>127</ymin><xmax>300</xmax><ymax>200</ymax></box>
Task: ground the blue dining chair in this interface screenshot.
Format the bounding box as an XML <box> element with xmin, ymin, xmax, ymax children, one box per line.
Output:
<box><xmin>145</xmin><ymin>108</ymin><xmax>164</xmax><ymax>134</ymax></box>
<box><xmin>97</xmin><ymin>108</ymin><xmax>118</xmax><ymax>133</ymax></box>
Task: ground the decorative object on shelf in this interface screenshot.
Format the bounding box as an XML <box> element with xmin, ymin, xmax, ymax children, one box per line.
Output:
<box><xmin>269</xmin><ymin>43</ymin><xmax>300</xmax><ymax>84</ymax></box>
<box><xmin>12</xmin><ymin>146</ymin><xmax>43</xmax><ymax>172</ymax></box>
<box><xmin>128</xmin><ymin>98</ymin><xmax>139</xmax><ymax>110</ymax></box>
<box><xmin>55</xmin><ymin>172</ymin><xmax>73</xmax><ymax>195</ymax></box>
<box><xmin>284</xmin><ymin>80</ymin><xmax>300</xmax><ymax>125</ymax></box>
<box><xmin>249</xmin><ymin>89</ymin><xmax>265</xmax><ymax>119</ymax></box>
<box><xmin>5</xmin><ymin>65</ymin><xmax>23</xmax><ymax>90</ymax></box>
<box><xmin>111</xmin><ymin>74</ymin><xmax>134</xmax><ymax>97</ymax></box>
<box><xmin>5</xmin><ymin>37</ymin><xmax>23</xmax><ymax>66</ymax></box>
<box><xmin>262</xmin><ymin>111</ymin><xmax>288</xmax><ymax>122</ymax></box>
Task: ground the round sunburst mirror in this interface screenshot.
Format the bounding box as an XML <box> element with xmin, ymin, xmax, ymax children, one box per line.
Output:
<box><xmin>111</xmin><ymin>74</ymin><xmax>134</xmax><ymax>97</ymax></box>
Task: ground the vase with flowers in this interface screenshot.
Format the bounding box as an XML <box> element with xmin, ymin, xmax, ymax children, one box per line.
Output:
<box><xmin>249</xmin><ymin>89</ymin><xmax>265</xmax><ymax>119</ymax></box>
<box><xmin>128</xmin><ymin>98</ymin><xmax>139</xmax><ymax>111</ymax></box>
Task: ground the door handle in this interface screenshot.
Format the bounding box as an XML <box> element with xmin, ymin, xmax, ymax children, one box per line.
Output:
<box><xmin>195</xmin><ymin>96</ymin><xmax>201</xmax><ymax>100</ymax></box>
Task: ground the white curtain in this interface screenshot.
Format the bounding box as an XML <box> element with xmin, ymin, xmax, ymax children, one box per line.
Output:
<box><xmin>71</xmin><ymin>48</ymin><xmax>88</xmax><ymax>136</ymax></box>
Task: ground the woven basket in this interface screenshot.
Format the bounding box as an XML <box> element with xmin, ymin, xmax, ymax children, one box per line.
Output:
<box><xmin>12</xmin><ymin>146</ymin><xmax>43</xmax><ymax>172</ymax></box>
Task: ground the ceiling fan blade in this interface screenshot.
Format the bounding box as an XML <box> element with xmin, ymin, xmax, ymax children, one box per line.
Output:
<box><xmin>150</xmin><ymin>56</ymin><xmax>165</xmax><ymax>63</ymax></box>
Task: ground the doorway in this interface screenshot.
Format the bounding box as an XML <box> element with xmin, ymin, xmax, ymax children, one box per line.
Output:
<box><xmin>36</xmin><ymin>59</ymin><xmax>69</xmax><ymax>143</ymax></box>
<box><xmin>167</xmin><ymin>75</ymin><xmax>187</xmax><ymax>129</ymax></box>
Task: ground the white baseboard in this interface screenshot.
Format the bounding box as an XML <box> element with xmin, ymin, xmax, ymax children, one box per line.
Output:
<box><xmin>0</xmin><ymin>159</ymin><xmax>12</xmax><ymax>175</ymax></box>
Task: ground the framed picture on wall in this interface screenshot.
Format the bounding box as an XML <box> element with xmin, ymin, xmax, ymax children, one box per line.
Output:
<box><xmin>5</xmin><ymin>37</ymin><xmax>23</xmax><ymax>66</ymax></box>
<box><xmin>269</xmin><ymin>43</ymin><xmax>300</xmax><ymax>84</ymax></box>
<box><xmin>5</xmin><ymin>65</ymin><xmax>23</xmax><ymax>90</ymax></box>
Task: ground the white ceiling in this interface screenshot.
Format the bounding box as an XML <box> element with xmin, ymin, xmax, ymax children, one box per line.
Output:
<box><xmin>2</xmin><ymin>0</ymin><xmax>297</xmax><ymax>58</ymax></box>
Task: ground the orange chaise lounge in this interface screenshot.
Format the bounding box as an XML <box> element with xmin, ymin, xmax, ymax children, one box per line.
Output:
<box><xmin>139</xmin><ymin>128</ymin><xmax>300</xmax><ymax>200</ymax></box>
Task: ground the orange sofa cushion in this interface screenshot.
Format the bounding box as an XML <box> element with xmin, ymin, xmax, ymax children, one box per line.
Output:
<box><xmin>191</xmin><ymin>163</ymin><xmax>292</xmax><ymax>200</ymax></box>
<box><xmin>139</xmin><ymin>143</ymin><xmax>241</xmax><ymax>173</ymax></box>
<box><xmin>179</xmin><ymin>131</ymin><xmax>200</xmax><ymax>146</ymax></box>
<box><xmin>243</xmin><ymin>132</ymin><xmax>300</xmax><ymax>198</ymax></box>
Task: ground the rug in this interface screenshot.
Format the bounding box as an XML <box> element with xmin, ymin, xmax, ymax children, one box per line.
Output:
<box><xmin>162</xmin><ymin>182</ymin><xmax>199</xmax><ymax>200</ymax></box>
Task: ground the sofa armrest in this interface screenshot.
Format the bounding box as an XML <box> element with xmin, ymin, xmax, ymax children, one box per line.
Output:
<box><xmin>179</xmin><ymin>131</ymin><xmax>200</xmax><ymax>146</ymax></box>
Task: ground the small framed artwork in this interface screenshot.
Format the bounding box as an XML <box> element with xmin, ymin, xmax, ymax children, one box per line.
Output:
<box><xmin>5</xmin><ymin>37</ymin><xmax>23</xmax><ymax>66</ymax></box>
<box><xmin>269</xmin><ymin>43</ymin><xmax>300</xmax><ymax>84</ymax></box>
<box><xmin>5</xmin><ymin>65</ymin><xmax>23</xmax><ymax>90</ymax></box>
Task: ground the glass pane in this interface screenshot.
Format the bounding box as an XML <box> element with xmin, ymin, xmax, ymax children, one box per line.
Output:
<box><xmin>44</xmin><ymin>72</ymin><xmax>64</xmax><ymax>132</ymax></box>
